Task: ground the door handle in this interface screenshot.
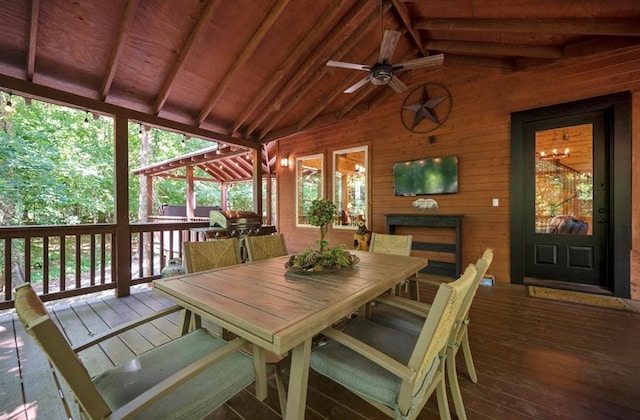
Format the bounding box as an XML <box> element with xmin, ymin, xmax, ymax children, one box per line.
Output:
<box><xmin>598</xmin><ymin>208</ymin><xmax>608</xmax><ymax>214</ymax></box>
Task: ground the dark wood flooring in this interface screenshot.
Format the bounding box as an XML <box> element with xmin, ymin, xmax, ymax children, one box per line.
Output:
<box><xmin>2</xmin><ymin>282</ymin><xmax>640</xmax><ymax>419</ymax></box>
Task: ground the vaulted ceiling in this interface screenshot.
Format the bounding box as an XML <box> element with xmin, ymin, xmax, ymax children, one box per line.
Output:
<box><xmin>1</xmin><ymin>0</ymin><xmax>639</xmax><ymax>181</ymax></box>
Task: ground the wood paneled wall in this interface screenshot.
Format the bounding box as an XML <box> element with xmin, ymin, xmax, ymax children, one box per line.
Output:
<box><xmin>276</xmin><ymin>46</ymin><xmax>640</xmax><ymax>300</ymax></box>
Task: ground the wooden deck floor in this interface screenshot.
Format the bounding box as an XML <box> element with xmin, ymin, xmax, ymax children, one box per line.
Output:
<box><xmin>2</xmin><ymin>282</ymin><xmax>640</xmax><ymax>419</ymax></box>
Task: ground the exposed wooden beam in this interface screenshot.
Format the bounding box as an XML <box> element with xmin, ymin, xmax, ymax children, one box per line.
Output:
<box><xmin>424</xmin><ymin>40</ymin><xmax>563</xmax><ymax>59</ymax></box>
<box><xmin>219</xmin><ymin>159</ymin><xmax>248</xmax><ymax>180</ymax></box>
<box><xmin>338</xmin><ymin>83</ymin><xmax>375</xmax><ymax>118</ymax></box>
<box><xmin>516</xmin><ymin>37</ymin><xmax>640</xmax><ymax>71</ymax></box>
<box><xmin>0</xmin><ymin>73</ymin><xmax>258</xmax><ymax>149</ymax></box>
<box><xmin>444</xmin><ymin>54</ymin><xmax>515</xmax><ymax>74</ymax></box>
<box><xmin>246</xmin><ymin>1</ymin><xmax>382</xmax><ymax>138</ymax></box>
<box><xmin>155</xmin><ymin>173</ymin><xmax>218</xmax><ymax>182</ymax></box>
<box><xmin>229</xmin><ymin>0</ymin><xmax>350</xmax><ymax>136</ymax></box>
<box><xmin>201</xmin><ymin>164</ymin><xmax>228</xmax><ymax>182</ymax></box>
<box><xmin>257</xmin><ymin>4</ymin><xmax>386</xmax><ymax>141</ymax></box>
<box><xmin>260</xmin><ymin>102</ymin><xmax>370</xmax><ymax>144</ymax></box>
<box><xmin>416</xmin><ymin>18</ymin><xmax>640</xmax><ymax>36</ymax></box>
<box><xmin>153</xmin><ymin>0</ymin><xmax>221</xmax><ymax>114</ymax></box>
<box><xmin>391</xmin><ymin>0</ymin><xmax>426</xmax><ymax>56</ymax></box>
<box><xmin>26</xmin><ymin>0</ymin><xmax>39</xmax><ymax>82</ymax></box>
<box><xmin>132</xmin><ymin>147</ymin><xmax>247</xmax><ymax>176</ymax></box>
<box><xmin>196</xmin><ymin>0</ymin><xmax>291</xmax><ymax>126</ymax></box>
<box><xmin>99</xmin><ymin>0</ymin><xmax>140</xmax><ymax>101</ymax></box>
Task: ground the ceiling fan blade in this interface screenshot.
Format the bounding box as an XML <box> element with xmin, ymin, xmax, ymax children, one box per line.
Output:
<box><xmin>326</xmin><ymin>60</ymin><xmax>370</xmax><ymax>71</ymax></box>
<box><xmin>344</xmin><ymin>75</ymin><xmax>372</xmax><ymax>94</ymax></box>
<box><xmin>393</xmin><ymin>54</ymin><xmax>445</xmax><ymax>71</ymax></box>
<box><xmin>379</xmin><ymin>30</ymin><xmax>401</xmax><ymax>63</ymax></box>
<box><xmin>387</xmin><ymin>76</ymin><xmax>408</xmax><ymax>94</ymax></box>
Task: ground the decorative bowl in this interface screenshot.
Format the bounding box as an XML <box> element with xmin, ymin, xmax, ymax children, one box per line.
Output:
<box><xmin>284</xmin><ymin>253</ymin><xmax>359</xmax><ymax>275</ymax></box>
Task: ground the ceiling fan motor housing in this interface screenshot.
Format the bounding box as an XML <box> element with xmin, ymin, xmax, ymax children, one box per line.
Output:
<box><xmin>371</xmin><ymin>63</ymin><xmax>394</xmax><ymax>85</ymax></box>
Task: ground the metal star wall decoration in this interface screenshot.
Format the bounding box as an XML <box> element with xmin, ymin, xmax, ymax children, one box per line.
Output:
<box><xmin>400</xmin><ymin>83</ymin><xmax>452</xmax><ymax>133</ymax></box>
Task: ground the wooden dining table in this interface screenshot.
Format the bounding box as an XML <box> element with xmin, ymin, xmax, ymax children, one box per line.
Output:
<box><xmin>153</xmin><ymin>249</ymin><xmax>428</xmax><ymax>419</ymax></box>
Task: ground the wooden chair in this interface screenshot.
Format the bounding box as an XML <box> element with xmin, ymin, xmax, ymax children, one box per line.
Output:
<box><xmin>369</xmin><ymin>248</ymin><xmax>494</xmax><ymax>419</ymax></box>
<box><xmin>369</xmin><ymin>232</ymin><xmax>413</xmax><ymax>295</ymax></box>
<box><xmin>242</xmin><ymin>233</ymin><xmax>290</xmax><ymax>415</ymax></box>
<box><xmin>14</xmin><ymin>282</ymin><xmax>257</xmax><ymax>419</ymax></box>
<box><xmin>244</xmin><ymin>234</ymin><xmax>288</xmax><ymax>262</ymax></box>
<box><xmin>369</xmin><ymin>232</ymin><xmax>413</xmax><ymax>256</ymax></box>
<box><xmin>310</xmin><ymin>265</ymin><xmax>477</xmax><ymax>419</ymax></box>
<box><xmin>182</xmin><ymin>237</ymin><xmax>242</xmax><ymax>273</ymax></box>
<box><xmin>183</xmin><ymin>236</ymin><xmax>289</xmax><ymax>417</ymax></box>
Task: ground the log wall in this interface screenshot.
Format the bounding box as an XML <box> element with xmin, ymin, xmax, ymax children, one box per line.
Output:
<box><xmin>276</xmin><ymin>46</ymin><xmax>640</xmax><ymax>300</ymax></box>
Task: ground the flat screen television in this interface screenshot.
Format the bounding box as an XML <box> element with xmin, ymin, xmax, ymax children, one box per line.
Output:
<box><xmin>393</xmin><ymin>155</ymin><xmax>458</xmax><ymax>196</ymax></box>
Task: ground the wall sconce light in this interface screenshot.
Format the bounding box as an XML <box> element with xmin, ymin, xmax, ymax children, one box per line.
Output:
<box><xmin>280</xmin><ymin>156</ymin><xmax>289</xmax><ymax>168</ymax></box>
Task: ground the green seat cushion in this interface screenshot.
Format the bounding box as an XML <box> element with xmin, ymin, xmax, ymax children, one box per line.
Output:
<box><xmin>310</xmin><ymin>318</ymin><xmax>438</xmax><ymax>410</ymax></box>
<box><xmin>370</xmin><ymin>304</ymin><xmax>424</xmax><ymax>336</ymax></box>
<box><xmin>93</xmin><ymin>328</ymin><xmax>254</xmax><ymax>419</ymax></box>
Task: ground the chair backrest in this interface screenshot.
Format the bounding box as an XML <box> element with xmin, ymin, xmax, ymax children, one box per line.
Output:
<box><xmin>244</xmin><ymin>234</ymin><xmax>288</xmax><ymax>262</ymax></box>
<box><xmin>458</xmin><ymin>248</ymin><xmax>493</xmax><ymax>324</ymax></box>
<box><xmin>15</xmin><ymin>283</ymin><xmax>112</xmax><ymax>418</ymax></box>
<box><xmin>398</xmin><ymin>264</ymin><xmax>477</xmax><ymax>413</ymax></box>
<box><xmin>369</xmin><ymin>233</ymin><xmax>412</xmax><ymax>256</ymax></box>
<box><xmin>182</xmin><ymin>238</ymin><xmax>241</xmax><ymax>273</ymax></box>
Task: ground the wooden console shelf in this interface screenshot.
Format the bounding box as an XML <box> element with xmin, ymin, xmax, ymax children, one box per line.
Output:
<box><xmin>385</xmin><ymin>214</ymin><xmax>463</xmax><ymax>278</ymax></box>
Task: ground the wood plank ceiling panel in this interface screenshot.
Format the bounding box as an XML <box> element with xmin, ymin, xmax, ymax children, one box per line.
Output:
<box><xmin>0</xmin><ymin>0</ymin><xmax>638</xmax><ymax>181</ymax></box>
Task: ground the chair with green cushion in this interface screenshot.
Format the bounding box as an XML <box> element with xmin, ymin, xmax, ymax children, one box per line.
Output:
<box><xmin>183</xmin><ymin>235</ymin><xmax>289</xmax><ymax>417</ymax></box>
<box><xmin>245</xmin><ymin>233</ymin><xmax>288</xmax><ymax>262</ymax></box>
<box><xmin>14</xmin><ymin>283</ymin><xmax>257</xmax><ymax>419</ymax></box>
<box><xmin>182</xmin><ymin>237</ymin><xmax>242</xmax><ymax>273</ymax></box>
<box><xmin>369</xmin><ymin>232</ymin><xmax>413</xmax><ymax>295</ymax></box>
<box><xmin>369</xmin><ymin>248</ymin><xmax>494</xmax><ymax>420</ymax></box>
<box><xmin>369</xmin><ymin>232</ymin><xmax>413</xmax><ymax>256</ymax></box>
<box><xmin>310</xmin><ymin>264</ymin><xmax>478</xmax><ymax>420</ymax></box>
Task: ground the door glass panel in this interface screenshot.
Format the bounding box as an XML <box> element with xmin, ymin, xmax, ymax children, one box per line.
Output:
<box><xmin>296</xmin><ymin>154</ymin><xmax>323</xmax><ymax>226</ymax></box>
<box><xmin>333</xmin><ymin>146</ymin><xmax>367</xmax><ymax>229</ymax></box>
<box><xmin>535</xmin><ymin>124</ymin><xmax>593</xmax><ymax>235</ymax></box>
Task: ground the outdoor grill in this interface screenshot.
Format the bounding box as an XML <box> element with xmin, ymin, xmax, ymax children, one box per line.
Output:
<box><xmin>206</xmin><ymin>210</ymin><xmax>275</xmax><ymax>238</ymax></box>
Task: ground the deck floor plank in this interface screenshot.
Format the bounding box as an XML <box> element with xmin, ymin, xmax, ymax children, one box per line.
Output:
<box><xmin>0</xmin><ymin>317</ymin><xmax>28</xmax><ymax>420</ymax></box>
<box><xmin>1</xmin><ymin>283</ymin><xmax>640</xmax><ymax>419</ymax></box>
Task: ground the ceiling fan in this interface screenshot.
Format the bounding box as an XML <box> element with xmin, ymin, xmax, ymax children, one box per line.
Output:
<box><xmin>326</xmin><ymin>30</ymin><xmax>444</xmax><ymax>94</ymax></box>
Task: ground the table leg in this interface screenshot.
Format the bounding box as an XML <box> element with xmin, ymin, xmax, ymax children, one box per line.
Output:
<box><xmin>178</xmin><ymin>309</ymin><xmax>191</xmax><ymax>335</ymax></box>
<box><xmin>285</xmin><ymin>338</ymin><xmax>312</xmax><ymax>420</ymax></box>
<box><xmin>252</xmin><ymin>346</ymin><xmax>268</xmax><ymax>401</ymax></box>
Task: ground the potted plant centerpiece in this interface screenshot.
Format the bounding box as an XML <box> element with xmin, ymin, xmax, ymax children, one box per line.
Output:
<box><xmin>285</xmin><ymin>198</ymin><xmax>359</xmax><ymax>273</ymax></box>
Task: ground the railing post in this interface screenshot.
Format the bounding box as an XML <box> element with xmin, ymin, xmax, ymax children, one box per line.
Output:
<box><xmin>114</xmin><ymin>115</ymin><xmax>131</xmax><ymax>297</ymax></box>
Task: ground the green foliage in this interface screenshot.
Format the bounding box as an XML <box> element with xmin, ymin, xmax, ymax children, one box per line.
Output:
<box><xmin>307</xmin><ymin>198</ymin><xmax>336</xmax><ymax>227</ymax></box>
<box><xmin>226</xmin><ymin>182</ymin><xmax>253</xmax><ymax>211</ymax></box>
<box><xmin>287</xmin><ymin>244</ymin><xmax>356</xmax><ymax>272</ymax></box>
<box><xmin>0</xmin><ymin>97</ymin><xmax>115</xmax><ymax>225</ymax></box>
<box><xmin>286</xmin><ymin>198</ymin><xmax>354</xmax><ymax>272</ymax></box>
<box><xmin>307</xmin><ymin>198</ymin><xmax>336</xmax><ymax>251</ymax></box>
<box><xmin>0</xmin><ymin>96</ymin><xmax>225</xmax><ymax>225</ymax></box>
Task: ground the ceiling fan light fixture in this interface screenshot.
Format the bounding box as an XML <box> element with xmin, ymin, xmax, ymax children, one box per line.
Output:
<box><xmin>371</xmin><ymin>64</ymin><xmax>393</xmax><ymax>85</ymax></box>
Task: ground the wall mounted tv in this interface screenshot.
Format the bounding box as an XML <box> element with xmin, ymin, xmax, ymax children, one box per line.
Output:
<box><xmin>393</xmin><ymin>155</ymin><xmax>458</xmax><ymax>196</ymax></box>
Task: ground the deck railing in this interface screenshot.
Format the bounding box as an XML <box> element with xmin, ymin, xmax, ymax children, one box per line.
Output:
<box><xmin>0</xmin><ymin>221</ymin><xmax>208</xmax><ymax>309</ymax></box>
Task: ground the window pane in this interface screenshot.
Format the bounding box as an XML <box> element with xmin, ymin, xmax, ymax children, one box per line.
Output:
<box><xmin>333</xmin><ymin>146</ymin><xmax>367</xmax><ymax>229</ymax></box>
<box><xmin>534</xmin><ymin>124</ymin><xmax>593</xmax><ymax>235</ymax></box>
<box><xmin>296</xmin><ymin>154</ymin><xmax>323</xmax><ymax>226</ymax></box>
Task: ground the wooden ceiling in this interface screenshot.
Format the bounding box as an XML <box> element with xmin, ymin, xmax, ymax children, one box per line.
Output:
<box><xmin>1</xmin><ymin>0</ymin><xmax>639</xmax><ymax>180</ymax></box>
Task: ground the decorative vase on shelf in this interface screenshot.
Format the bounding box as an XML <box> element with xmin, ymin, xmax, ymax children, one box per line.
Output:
<box><xmin>161</xmin><ymin>258</ymin><xmax>186</xmax><ymax>278</ymax></box>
